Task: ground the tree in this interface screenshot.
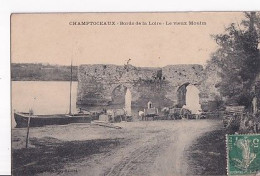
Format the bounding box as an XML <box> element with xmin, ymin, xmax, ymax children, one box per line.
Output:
<box><xmin>209</xmin><ymin>12</ymin><xmax>260</xmax><ymax>108</ymax></box>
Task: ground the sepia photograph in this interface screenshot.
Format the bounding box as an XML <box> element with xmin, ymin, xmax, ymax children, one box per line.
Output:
<box><xmin>11</xmin><ymin>12</ymin><xmax>260</xmax><ymax>175</ymax></box>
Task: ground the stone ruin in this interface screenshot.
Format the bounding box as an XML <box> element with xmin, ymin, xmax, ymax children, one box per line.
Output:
<box><xmin>77</xmin><ymin>63</ymin><xmax>220</xmax><ymax>113</ymax></box>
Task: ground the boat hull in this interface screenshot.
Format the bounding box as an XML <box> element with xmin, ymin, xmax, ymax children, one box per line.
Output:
<box><xmin>14</xmin><ymin>112</ymin><xmax>92</xmax><ymax>128</ymax></box>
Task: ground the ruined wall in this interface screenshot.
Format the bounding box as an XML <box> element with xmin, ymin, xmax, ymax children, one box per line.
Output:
<box><xmin>77</xmin><ymin>64</ymin><xmax>220</xmax><ymax>111</ymax></box>
<box><xmin>162</xmin><ymin>65</ymin><xmax>205</xmax><ymax>105</ymax></box>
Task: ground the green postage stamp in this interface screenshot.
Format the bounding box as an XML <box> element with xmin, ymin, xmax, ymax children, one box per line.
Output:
<box><xmin>227</xmin><ymin>134</ymin><xmax>260</xmax><ymax>175</ymax></box>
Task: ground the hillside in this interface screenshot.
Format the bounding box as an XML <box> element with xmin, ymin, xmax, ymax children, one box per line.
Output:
<box><xmin>11</xmin><ymin>63</ymin><xmax>78</xmax><ymax>81</ymax></box>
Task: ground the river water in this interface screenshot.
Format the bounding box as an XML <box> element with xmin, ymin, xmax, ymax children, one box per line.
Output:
<box><xmin>11</xmin><ymin>81</ymin><xmax>78</xmax><ymax>128</ymax></box>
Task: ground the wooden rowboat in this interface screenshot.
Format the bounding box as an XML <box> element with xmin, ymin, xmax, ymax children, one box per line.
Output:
<box><xmin>14</xmin><ymin>112</ymin><xmax>92</xmax><ymax>128</ymax></box>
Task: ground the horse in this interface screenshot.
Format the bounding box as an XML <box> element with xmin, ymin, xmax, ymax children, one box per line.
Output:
<box><xmin>161</xmin><ymin>107</ymin><xmax>170</xmax><ymax>120</ymax></box>
<box><xmin>138</xmin><ymin>110</ymin><xmax>145</xmax><ymax>121</ymax></box>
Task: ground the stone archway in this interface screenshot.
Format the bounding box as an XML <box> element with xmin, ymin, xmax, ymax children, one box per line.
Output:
<box><xmin>177</xmin><ymin>83</ymin><xmax>189</xmax><ymax>108</ymax></box>
<box><xmin>111</xmin><ymin>84</ymin><xmax>132</xmax><ymax>115</ymax></box>
<box><xmin>111</xmin><ymin>85</ymin><xmax>127</xmax><ymax>106</ymax></box>
<box><xmin>177</xmin><ymin>83</ymin><xmax>201</xmax><ymax>114</ymax></box>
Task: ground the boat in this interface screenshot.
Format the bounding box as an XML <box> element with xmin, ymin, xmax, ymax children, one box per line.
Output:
<box><xmin>14</xmin><ymin>112</ymin><xmax>92</xmax><ymax>128</ymax></box>
<box><xmin>14</xmin><ymin>60</ymin><xmax>92</xmax><ymax>128</ymax></box>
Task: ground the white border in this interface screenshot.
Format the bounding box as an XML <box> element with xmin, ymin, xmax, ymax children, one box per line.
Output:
<box><xmin>1</xmin><ymin>0</ymin><xmax>260</xmax><ymax>175</ymax></box>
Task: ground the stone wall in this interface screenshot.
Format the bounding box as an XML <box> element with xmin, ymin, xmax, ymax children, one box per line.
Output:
<box><xmin>77</xmin><ymin>64</ymin><xmax>220</xmax><ymax>111</ymax></box>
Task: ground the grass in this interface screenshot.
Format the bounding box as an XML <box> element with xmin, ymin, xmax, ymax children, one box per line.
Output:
<box><xmin>187</xmin><ymin>128</ymin><xmax>227</xmax><ymax>176</ymax></box>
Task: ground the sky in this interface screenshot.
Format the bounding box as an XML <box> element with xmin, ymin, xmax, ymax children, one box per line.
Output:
<box><xmin>11</xmin><ymin>12</ymin><xmax>244</xmax><ymax>67</ymax></box>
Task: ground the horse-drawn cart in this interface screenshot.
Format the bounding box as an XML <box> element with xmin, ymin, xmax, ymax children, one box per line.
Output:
<box><xmin>167</xmin><ymin>107</ymin><xmax>192</xmax><ymax>120</ymax></box>
<box><xmin>143</xmin><ymin>107</ymin><xmax>159</xmax><ymax>121</ymax></box>
<box><xmin>105</xmin><ymin>109</ymin><xmax>132</xmax><ymax>123</ymax></box>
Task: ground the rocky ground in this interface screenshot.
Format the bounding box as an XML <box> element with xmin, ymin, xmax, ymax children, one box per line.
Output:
<box><xmin>12</xmin><ymin>119</ymin><xmax>226</xmax><ymax>176</ymax></box>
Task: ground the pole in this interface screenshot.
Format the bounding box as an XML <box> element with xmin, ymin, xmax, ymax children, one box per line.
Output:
<box><xmin>69</xmin><ymin>60</ymin><xmax>72</xmax><ymax>115</ymax></box>
<box><xmin>25</xmin><ymin>116</ymin><xmax>31</xmax><ymax>148</ymax></box>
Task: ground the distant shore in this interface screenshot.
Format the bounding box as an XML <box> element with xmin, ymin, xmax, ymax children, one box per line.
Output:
<box><xmin>11</xmin><ymin>63</ymin><xmax>78</xmax><ymax>81</ymax></box>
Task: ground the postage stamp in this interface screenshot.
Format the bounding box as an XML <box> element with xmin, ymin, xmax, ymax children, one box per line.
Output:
<box><xmin>227</xmin><ymin>134</ymin><xmax>260</xmax><ymax>175</ymax></box>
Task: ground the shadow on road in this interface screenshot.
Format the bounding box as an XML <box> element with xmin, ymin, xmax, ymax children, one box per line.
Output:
<box><xmin>186</xmin><ymin>127</ymin><xmax>227</xmax><ymax>175</ymax></box>
<box><xmin>12</xmin><ymin>137</ymin><xmax>123</xmax><ymax>176</ymax></box>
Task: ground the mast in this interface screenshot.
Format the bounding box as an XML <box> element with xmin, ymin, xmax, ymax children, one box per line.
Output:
<box><xmin>69</xmin><ymin>60</ymin><xmax>72</xmax><ymax>115</ymax></box>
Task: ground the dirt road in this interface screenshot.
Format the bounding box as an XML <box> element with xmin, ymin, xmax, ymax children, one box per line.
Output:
<box><xmin>28</xmin><ymin>119</ymin><xmax>222</xmax><ymax>176</ymax></box>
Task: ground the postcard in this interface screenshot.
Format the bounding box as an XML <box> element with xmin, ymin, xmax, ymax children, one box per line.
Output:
<box><xmin>11</xmin><ymin>12</ymin><xmax>260</xmax><ymax>176</ymax></box>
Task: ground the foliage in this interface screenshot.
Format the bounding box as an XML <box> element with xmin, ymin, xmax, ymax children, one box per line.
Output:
<box><xmin>208</xmin><ymin>12</ymin><xmax>260</xmax><ymax>108</ymax></box>
<box><xmin>214</xmin><ymin>95</ymin><xmax>225</xmax><ymax>110</ymax></box>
